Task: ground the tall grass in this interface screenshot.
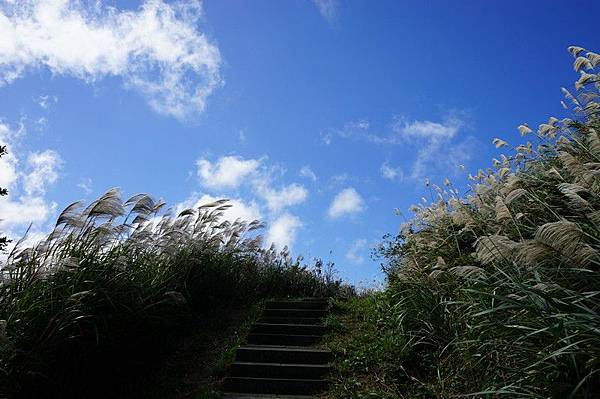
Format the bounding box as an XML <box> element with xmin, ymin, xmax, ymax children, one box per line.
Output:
<box><xmin>0</xmin><ymin>191</ymin><xmax>345</xmax><ymax>398</ymax></box>
<box><xmin>368</xmin><ymin>46</ymin><xmax>600</xmax><ymax>398</ymax></box>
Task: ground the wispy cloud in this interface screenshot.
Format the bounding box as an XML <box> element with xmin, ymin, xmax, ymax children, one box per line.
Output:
<box><xmin>196</xmin><ymin>156</ymin><xmax>261</xmax><ymax>190</ymax></box>
<box><xmin>346</xmin><ymin>238</ymin><xmax>367</xmax><ymax>264</ymax></box>
<box><xmin>36</xmin><ymin>95</ymin><xmax>58</xmax><ymax>110</ymax></box>
<box><xmin>23</xmin><ymin>150</ymin><xmax>61</xmax><ymax>196</ymax></box>
<box><xmin>77</xmin><ymin>178</ymin><xmax>93</xmax><ymax>196</ymax></box>
<box><xmin>0</xmin><ymin>0</ymin><xmax>222</xmax><ymax>120</ymax></box>
<box><xmin>380</xmin><ymin>162</ymin><xmax>404</xmax><ymax>181</ymax></box>
<box><xmin>320</xmin><ymin>131</ymin><xmax>332</xmax><ymax>145</ymax></box>
<box><xmin>0</xmin><ymin>120</ymin><xmax>61</xmax><ymax>246</ymax></box>
<box><xmin>255</xmin><ymin>182</ymin><xmax>308</xmax><ymax>213</ymax></box>
<box><xmin>193</xmin><ymin>155</ymin><xmax>309</xmax><ymax>249</ymax></box>
<box><xmin>299</xmin><ymin>165</ymin><xmax>317</xmax><ymax>182</ymax></box>
<box><xmin>328</xmin><ymin>187</ymin><xmax>365</xmax><ymax>218</ymax></box>
<box><xmin>330</xmin><ymin>113</ymin><xmax>474</xmax><ymax>180</ymax></box>
<box><xmin>312</xmin><ymin>0</ymin><xmax>338</xmax><ymax>23</ymax></box>
<box><xmin>266</xmin><ymin>212</ymin><xmax>302</xmax><ymax>250</ymax></box>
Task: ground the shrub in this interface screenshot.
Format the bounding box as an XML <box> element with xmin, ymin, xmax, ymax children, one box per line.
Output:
<box><xmin>375</xmin><ymin>46</ymin><xmax>600</xmax><ymax>397</ymax></box>
<box><xmin>0</xmin><ymin>192</ymin><xmax>345</xmax><ymax>398</ymax></box>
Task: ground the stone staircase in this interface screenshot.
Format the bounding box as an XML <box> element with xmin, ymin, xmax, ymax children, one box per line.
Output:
<box><xmin>222</xmin><ymin>298</ymin><xmax>332</xmax><ymax>398</ymax></box>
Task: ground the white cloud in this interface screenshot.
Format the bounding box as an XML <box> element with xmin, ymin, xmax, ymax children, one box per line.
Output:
<box><xmin>195</xmin><ymin>155</ymin><xmax>309</xmax><ymax>214</ymax></box>
<box><xmin>256</xmin><ymin>183</ymin><xmax>308</xmax><ymax>213</ymax></box>
<box><xmin>390</xmin><ymin>116</ymin><xmax>461</xmax><ymax>142</ymax></box>
<box><xmin>346</xmin><ymin>238</ymin><xmax>367</xmax><ymax>264</ymax></box>
<box><xmin>328</xmin><ymin>187</ymin><xmax>365</xmax><ymax>218</ymax></box>
<box><xmin>176</xmin><ymin>193</ymin><xmax>262</xmax><ymax>224</ymax></box>
<box><xmin>380</xmin><ymin>162</ymin><xmax>403</xmax><ymax>181</ymax></box>
<box><xmin>196</xmin><ymin>156</ymin><xmax>261</xmax><ymax>190</ymax></box>
<box><xmin>312</xmin><ymin>0</ymin><xmax>338</xmax><ymax>22</ymax></box>
<box><xmin>332</xmin><ymin>116</ymin><xmax>462</xmax><ymax>145</ymax></box>
<box><xmin>36</xmin><ymin>94</ymin><xmax>57</xmax><ymax>110</ymax></box>
<box><xmin>266</xmin><ymin>212</ymin><xmax>302</xmax><ymax>250</ymax></box>
<box><xmin>0</xmin><ymin>124</ymin><xmax>18</xmax><ymax>190</ymax></box>
<box><xmin>331</xmin><ymin>114</ymin><xmax>471</xmax><ymax>179</ymax></box>
<box><xmin>410</xmin><ymin>136</ymin><xmax>477</xmax><ymax>181</ymax></box>
<box><xmin>299</xmin><ymin>165</ymin><xmax>317</xmax><ymax>182</ymax></box>
<box><xmin>0</xmin><ymin>0</ymin><xmax>222</xmax><ymax>119</ymax></box>
<box><xmin>320</xmin><ymin>131</ymin><xmax>332</xmax><ymax>146</ymax></box>
<box><xmin>77</xmin><ymin>177</ymin><xmax>93</xmax><ymax>195</ymax></box>
<box><xmin>0</xmin><ymin>195</ymin><xmax>56</xmax><ymax>227</ymax></box>
<box><xmin>335</xmin><ymin>119</ymin><xmax>372</xmax><ymax>141</ymax></box>
<box><xmin>0</xmin><ymin>121</ymin><xmax>60</xmax><ymax>245</ymax></box>
<box><xmin>23</xmin><ymin>150</ymin><xmax>61</xmax><ymax>196</ymax></box>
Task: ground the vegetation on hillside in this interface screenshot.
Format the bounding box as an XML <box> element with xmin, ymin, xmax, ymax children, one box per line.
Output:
<box><xmin>326</xmin><ymin>46</ymin><xmax>600</xmax><ymax>398</ymax></box>
<box><xmin>0</xmin><ymin>191</ymin><xmax>346</xmax><ymax>398</ymax></box>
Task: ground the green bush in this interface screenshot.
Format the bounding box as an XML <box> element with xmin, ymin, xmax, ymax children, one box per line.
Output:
<box><xmin>0</xmin><ymin>193</ymin><xmax>345</xmax><ymax>398</ymax></box>
<box><xmin>376</xmin><ymin>45</ymin><xmax>600</xmax><ymax>398</ymax></box>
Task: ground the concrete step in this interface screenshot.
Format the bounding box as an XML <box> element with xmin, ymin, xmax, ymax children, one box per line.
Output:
<box><xmin>222</xmin><ymin>395</ymin><xmax>315</xmax><ymax>399</ymax></box>
<box><xmin>235</xmin><ymin>346</ymin><xmax>333</xmax><ymax>364</ymax></box>
<box><xmin>262</xmin><ymin>309</ymin><xmax>327</xmax><ymax>319</ymax></box>
<box><xmin>251</xmin><ymin>323</ymin><xmax>327</xmax><ymax>336</ymax></box>
<box><xmin>222</xmin><ymin>377</ymin><xmax>327</xmax><ymax>395</ymax></box>
<box><xmin>230</xmin><ymin>362</ymin><xmax>330</xmax><ymax>379</ymax></box>
<box><xmin>258</xmin><ymin>317</ymin><xmax>323</xmax><ymax>325</ymax></box>
<box><xmin>246</xmin><ymin>333</ymin><xmax>322</xmax><ymax>346</ymax></box>
<box><xmin>265</xmin><ymin>301</ymin><xmax>329</xmax><ymax>310</ymax></box>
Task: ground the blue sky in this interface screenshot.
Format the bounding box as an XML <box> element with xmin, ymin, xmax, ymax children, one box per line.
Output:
<box><xmin>0</xmin><ymin>0</ymin><xmax>599</xmax><ymax>285</ymax></box>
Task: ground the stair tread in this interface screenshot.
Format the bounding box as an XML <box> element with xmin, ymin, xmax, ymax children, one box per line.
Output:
<box><xmin>223</xmin><ymin>298</ymin><xmax>331</xmax><ymax>396</ymax></box>
<box><xmin>248</xmin><ymin>333</ymin><xmax>322</xmax><ymax>338</ymax></box>
<box><xmin>254</xmin><ymin>323</ymin><xmax>326</xmax><ymax>327</ymax></box>
<box><xmin>225</xmin><ymin>377</ymin><xmax>325</xmax><ymax>382</ymax></box>
<box><xmin>238</xmin><ymin>345</ymin><xmax>330</xmax><ymax>352</ymax></box>
<box><xmin>222</xmin><ymin>394</ymin><xmax>315</xmax><ymax>399</ymax></box>
<box><xmin>233</xmin><ymin>361</ymin><xmax>330</xmax><ymax>368</ymax></box>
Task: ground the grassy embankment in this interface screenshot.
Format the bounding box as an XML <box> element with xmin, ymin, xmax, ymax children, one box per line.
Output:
<box><xmin>0</xmin><ymin>193</ymin><xmax>346</xmax><ymax>398</ymax></box>
<box><xmin>324</xmin><ymin>46</ymin><xmax>600</xmax><ymax>398</ymax></box>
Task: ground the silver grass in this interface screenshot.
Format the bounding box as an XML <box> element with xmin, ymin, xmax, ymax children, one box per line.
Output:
<box><xmin>434</xmin><ymin>256</ymin><xmax>447</xmax><ymax>269</ymax></box>
<box><xmin>56</xmin><ymin>201</ymin><xmax>84</xmax><ymax>227</ymax></box>
<box><xmin>588</xmin><ymin>51</ymin><xmax>600</xmax><ymax>67</ymax></box>
<box><xmin>518</xmin><ymin>124</ymin><xmax>533</xmax><ymax>136</ymax></box>
<box><xmin>557</xmin><ymin>183</ymin><xmax>591</xmax><ymax>209</ymax></box>
<box><xmin>495</xmin><ymin>196</ymin><xmax>512</xmax><ymax>222</ymax></box>
<box><xmin>85</xmin><ymin>188</ymin><xmax>125</xmax><ymax>219</ymax></box>
<box><xmin>493</xmin><ymin>138</ymin><xmax>508</xmax><ymax>148</ymax></box>
<box><xmin>568</xmin><ymin>45</ymin><xmax>586</xmax><ymax>57</ymax></box>
<box><xmin>198</xmin><ymin>199</ymin><xmax>229</xmax><ymax>209</ymax></box>
<box><xmin>534</xmin><ymin>220</ymin><xmax>598</xmax><ymax>267</ymax></box>
<box><xmin>557</xmin><ymin>135</ymin><xmax>573</xmax><ymax>150</ymax></box>
<box><xmin>177</xmin><ymin>208</ymin><xmax>195</xmax><ymax>217</ymax></box>
<box><xmin>574</xmin><ymin>56</ymin><xmax>592</xmax><ymax>72</ymax></box>
<box><xmin>584</xmin><ymin>100</ymin><xmax>600</xmax><ymax>116</ymax></box>
<box><xmin>559</xmin><ymin>151</ymin><xmax>588</xmax><ymax>179</ymax></box>
<box><xmin>505</xmin><ymin>188</ymin><xmax>528</xmax><ymax>205</ymax></box>
<box><xmin>475</xmin><ymin>235</ymin><xmax>518</xmax><ymax>265</ymax></box>
<box><xmin>428</xmin><ymin>269</ymin><xmax>445</xmax><ymax>280</ymax></box>
<box><xmin>498</xmin><ymin>167</ymin><xmax>511</xmax><ymax>178</ymax></box>
<box><xmin>131</xmin><ymin>214</ymin><xmax>149</xmax><ymax>225</ymax></box>
<box><xmin>545</xmin><ymin>167</ymin><xmax>564</xmax><ymax>180</ymax></box>
<box><xmin>587</xmin><ymin>210</ymin><xmax>600</xmax><ymax>226</ymax></box>
<box><xmin>579</xmin><ymin>91</ymin><xmax>598</xmax><ymax>104</ymax></box>
<box><xmin>128</xmin><ymin>193</ymin><xmax>157</xmax><ymax>216</ymax></box>
<box><xmin>561</xmin><ymin>87</ymin><xmax>582</xmax><ymax>108</ymax></box>
<box><xmin>448</xmin><ymin>265</ymin><xmax>485</xmax><ymax>279</ymax></box>
<box><xmin>586</xmin><ymin>128</ymin><xmax>600</xmax><ymax>155</ymax></box>
<box><xmin>575</xmin><ymin>72</ymin><xmax>597</xmax><ymax>90</ymax></box>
